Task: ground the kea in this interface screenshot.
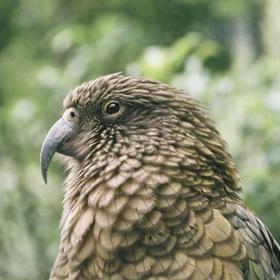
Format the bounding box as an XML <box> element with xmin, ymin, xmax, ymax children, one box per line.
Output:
<box><xmin>40</xmin><ymin>73</ymin><xmax>280</xmax><ymax>280</ymax></box>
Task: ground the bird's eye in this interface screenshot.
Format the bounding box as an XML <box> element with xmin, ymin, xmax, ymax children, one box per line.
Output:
<box><xmin>105</xmin><ymin>101</ymin><xmax>120</xmax><ymax>115</ymax></box>
<box><xmin>69</xmin><ymin>111</ymin><xmax>76</xmax><ymax>118</ymax></box>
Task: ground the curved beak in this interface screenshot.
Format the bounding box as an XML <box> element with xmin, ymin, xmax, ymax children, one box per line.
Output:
<box><xmin>40</xmin><ymin>118</ymin><xmax>77</xmax><ymax>184</ymax></box>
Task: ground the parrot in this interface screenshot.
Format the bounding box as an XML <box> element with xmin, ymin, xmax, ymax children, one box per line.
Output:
<box><xmin>40</xmin><ymin>73</ymin><xmax>280</xmax><ymax>279</ymax></box>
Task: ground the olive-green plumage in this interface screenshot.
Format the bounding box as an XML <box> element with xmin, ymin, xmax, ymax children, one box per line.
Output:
<box><xmin>41</xmin><ymin>73</ymin><xmax>280</xmax><ymax>279</ymax></box>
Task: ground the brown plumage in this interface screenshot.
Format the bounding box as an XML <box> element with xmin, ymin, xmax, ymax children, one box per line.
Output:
<box><xmin>40</xmin><ymin>73</ymin><xmax>280</xmax><ymax>279</ymax></box>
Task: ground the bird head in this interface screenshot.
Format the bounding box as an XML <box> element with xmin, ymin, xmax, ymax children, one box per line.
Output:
<box><xmin>40</xmin><ymin>73</ymin><xmax>240</xmax><ymax>192</ymax></box>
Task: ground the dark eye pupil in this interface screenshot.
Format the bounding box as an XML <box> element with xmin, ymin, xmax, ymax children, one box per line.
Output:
<box><xmin>70</xmin><ymin>111</ymin><xmax>76</xmax><ymax>117</ymax></box>
<box><xmin>106</xmin><ymin>102</ymin><xmax>120</xmax><ymax>114</ymax></box>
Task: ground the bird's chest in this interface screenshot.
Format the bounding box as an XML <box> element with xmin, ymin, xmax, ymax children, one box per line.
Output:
<box><xmin>59</xmin><ymin>153</ymin><xmax>215</xmax><ymax>279</ymax></box>
<box><xmin>60</xmin><ymin>176</ymin><xmax>209</xmax><ymax>280</ymax></box>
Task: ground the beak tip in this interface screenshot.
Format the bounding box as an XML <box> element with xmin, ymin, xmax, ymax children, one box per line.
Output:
<box><xmin>40</xmin><ymin>160</ymin><xmax>48</xmax><ymax>184</ymax></box>
<box><xmin>43</xmin><ymin>174</ymin><xmax>48</xmax><ymax>184</ymax></box>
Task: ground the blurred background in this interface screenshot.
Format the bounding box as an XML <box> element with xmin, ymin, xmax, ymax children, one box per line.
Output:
<box><xmin>0</xmin><ymin>0</ymin><xmax>280</xmax><ymax>279</ymax></box>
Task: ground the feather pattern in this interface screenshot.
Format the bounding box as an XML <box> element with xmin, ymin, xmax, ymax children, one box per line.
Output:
<box><xmin>45</xmin><ymin>73</ymin><xmax>280</xmax><ymax>280</ymax></box>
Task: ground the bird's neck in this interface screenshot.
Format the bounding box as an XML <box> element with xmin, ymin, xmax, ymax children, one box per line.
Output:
<box><xmin>59</xmin><ymin>131</ymin><xmax>239</xmax><ymax>242</ymax></box>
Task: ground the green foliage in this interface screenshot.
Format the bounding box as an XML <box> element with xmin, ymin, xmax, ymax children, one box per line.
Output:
<box><xmin>0</xmin><ymin>0</ymin><xmax>279</xmax><ymax>279</ymax></box>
